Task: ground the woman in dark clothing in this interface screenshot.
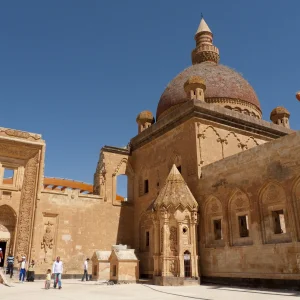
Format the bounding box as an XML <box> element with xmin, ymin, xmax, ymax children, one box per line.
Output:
<box><xmin>27</xmin><ymin>260</ymin><xmax>35</xmax><ymax>282</ymax></box>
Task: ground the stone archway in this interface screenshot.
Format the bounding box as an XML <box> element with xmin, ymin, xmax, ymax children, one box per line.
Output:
<box><xmin>0</xmin><ymin>205</ymin><xmax>17</xmax><ymax>264</ymax></box>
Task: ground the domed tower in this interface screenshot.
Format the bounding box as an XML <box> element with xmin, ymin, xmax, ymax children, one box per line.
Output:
<box><xmin>156</xmin><ymin>18</ymin><xmax>262</xmax><ymax>120</ymax></box>
<box><xmin>270</xmin><ymin>107</ymin><xmax>290</xmax><ymax>128</ymax></box>
<box><xmin>136</xmin><ymin>111</ymin><xmax>154</xmax><ymax>134</ymax></box>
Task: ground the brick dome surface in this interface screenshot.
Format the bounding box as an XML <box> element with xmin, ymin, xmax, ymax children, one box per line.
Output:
<box><xmin>157</xmin><ymin>62</ymin><xmax>261</xmax><ymax>120</ymax></box>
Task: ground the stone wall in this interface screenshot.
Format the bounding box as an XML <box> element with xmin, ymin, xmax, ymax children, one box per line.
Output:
<box><xmin>198</xmin><ymin>131</ymin><xmax>300</xmax><ymax>281</ymax></box>
<box><xmin>31</xmin><ymin>189</ymin><xmax>134</xmax><ymax>275</ymax></box>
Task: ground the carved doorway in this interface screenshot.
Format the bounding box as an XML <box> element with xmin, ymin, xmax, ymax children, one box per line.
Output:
<box><xmin>0</xmin><ymin>205</ymin><xmax>17</xmax><ymax>259</ymax></box>
<box><xmin>184</xmin><ymin>251</ymin><xmax>191</xmax><ymax>278</ymax></box>
<box><xmin>0</xmin><ymin>241</ymin><xmax>7</xmax><ymax>267</ymax></box>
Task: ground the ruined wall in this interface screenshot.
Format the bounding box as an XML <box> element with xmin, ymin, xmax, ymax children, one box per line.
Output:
<box><xmin>32</xmin><ymin>189</ymin><xmax>134</xmax><ymax>275</ymax></box>
<box><xmin>198</xmin><ymin>131</ymin><xmax>300</xmax><ymax>281</ymax></box>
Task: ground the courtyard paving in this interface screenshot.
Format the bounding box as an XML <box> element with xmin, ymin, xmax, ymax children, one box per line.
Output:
<box><xmin>0</xmin><ymin>279</ymin><xmax>299</xmax><ymax>300</ymax></box>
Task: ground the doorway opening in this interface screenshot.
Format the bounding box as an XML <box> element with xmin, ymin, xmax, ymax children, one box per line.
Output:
<box><xmin>0</xmin><ymin>241</ymin><xmax>7</xmax><ymax>267</ymax></box>
<box><xmin>184</xmin><ymin>250</ymin><xmax>191</xmax><ymax>278</ymax></box>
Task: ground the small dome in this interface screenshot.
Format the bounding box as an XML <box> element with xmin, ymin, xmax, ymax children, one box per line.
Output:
<box><xmin>157</xmin><ymin>62</ymin><xmax>261</xmax><ymax>120</ymax></box>
<box><xmin>184</xmin><ymin>76</ymin><xmax>206</xmax><ymax>93</ymax></box>
<box><xmin>136</xmin><ymin>111</ymin><xmax>154</xmax><ymax>124</ymax></box>
<box><xmin>270</xmin><ymin>106</ymin><xmax>290</xmax><ymax>118</ymax></box>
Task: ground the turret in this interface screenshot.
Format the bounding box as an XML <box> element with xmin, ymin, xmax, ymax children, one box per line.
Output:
<box><xmin>184</xmin><ymin>76</ymin><xmax>206</xmax><ymax>101</ymax></box>
<box><xmin>270</xmin><ymin>106</ymin><xmax>290</xmax><ymax>128</ymax></box>
<box><xmin>136</xmin><ymin>111</ymin><xmax>154</xmax><ymax>134</ymax></box>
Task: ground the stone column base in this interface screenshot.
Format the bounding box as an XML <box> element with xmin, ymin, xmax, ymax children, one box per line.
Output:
<box><xmin>153</xmin><ymin>276</ymin><xmax>200</xmax><ymax>286</ymax></box>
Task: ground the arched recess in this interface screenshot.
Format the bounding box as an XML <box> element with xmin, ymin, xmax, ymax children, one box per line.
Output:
<box><xmin>204</xmin><ymin>196</ymin><xmax>224</xmax><ymax>247</ymax></box>
<box><xmin>228</xmin><ymin>189</ymin><xmax>253</xmax><ymax>246</ymax></box>
<box><xmin>138</xmin><ymin>165</ymin><xmax>149</xmax><ymax>197</ymax></box>
<box><xmin>0</xmin><ymin>205</ymin><xmax>17</xmax><ymax>263</ymax></box>
<box><xmin>292</xmin><ymin>177</ymin><xmax>300</xmax><ymax>241</ymax></box>
<box><xmin>139</xmin><ymin>212</ymin><xmax>154</xmax><ymax>277</ymax></box>
<box><xmin>259</xmin><ymin>181</ymin><xmax>292</xmax><ymax>244</ymax></box>
<box><xmin>112</xmin><ymin>158</ymin><xmax>134</xmax><ymax>205</ymax></box>
<box><xmin>199</xmin><ymin>126</ymin><xmax>223</xmax><ymax>166</ymax></box>
<box><xmin>168</xmin><ymin>152</ymin><xmax>182</xmax><ymax>173</ymax></box>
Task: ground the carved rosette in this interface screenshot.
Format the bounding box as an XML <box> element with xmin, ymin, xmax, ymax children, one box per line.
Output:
<box><xmin>15</xmin><ymin>152</ymin><xmax>39</xmax><ymax>258</ymax></box>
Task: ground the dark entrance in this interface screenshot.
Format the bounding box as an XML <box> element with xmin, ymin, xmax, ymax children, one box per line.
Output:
<box><xmin>0</xmin><ymin>241</ymin><xmax>7</xmax><ymax>267</ymax></box>
<box><xmin>184</xmin><ymin>250</ymin><xmax>191</xmax><ymax>278</ymax></box>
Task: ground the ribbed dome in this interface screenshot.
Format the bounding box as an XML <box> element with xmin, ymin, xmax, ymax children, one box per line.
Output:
<box><xmin>157</xmin><ymin>62</ymin><xmax>261</xmax><ymax>120</ymax></box>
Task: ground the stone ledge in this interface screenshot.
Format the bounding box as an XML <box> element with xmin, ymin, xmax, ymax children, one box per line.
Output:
<box><xmin>202</xmin><ymin>276</ymin><xmax>300</xmax><ymax>290</ymax></box>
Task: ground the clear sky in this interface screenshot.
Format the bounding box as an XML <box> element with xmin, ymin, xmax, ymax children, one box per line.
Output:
<box><xmin>0</xmin><ymin>1</ymin><xmax>299</xmax><ymax>190</ymax></box>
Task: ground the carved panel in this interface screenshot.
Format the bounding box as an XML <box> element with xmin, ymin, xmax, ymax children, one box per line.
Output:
<box><xmin>15</xmin><ymin>152</ymin><xmax>39</xmax><ymax>258</ymax></box>
<box><xmin>169</xmin><ymin>226</ymin><xmax>177</xmax><ymax>255</ymax></box>
<box><xmin>41</xmin><ymin>214</ymin><xmax>58</xmax><ymax>263</ymax></box>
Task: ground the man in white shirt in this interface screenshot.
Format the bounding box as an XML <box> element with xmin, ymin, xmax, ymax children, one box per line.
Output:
<box><xmin>19</xmin><ymin>256</ymin><xmax>26</xmax><ymax>283</ymax></box>
<box><xmin>52</xmin><ymin>256</ymin><xmax>63</xmax><ymax>289</ymax></box>
<box><xmin>81</xmin><ymin>258</ymin><xmax>90</xmax><ymax>281</ymax></box>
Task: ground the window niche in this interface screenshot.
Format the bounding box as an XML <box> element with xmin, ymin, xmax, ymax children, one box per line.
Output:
<box><xmin>213</xmin><ymin>219</ymin><xmax>222</xmax><ymax>240</ymax></box>
<box><xmin>272</xmin><ymin>210</ymin><xmax>286</xmax><ymax>234</ymax></box>
<box><xmin>146</xmin><ymin>231</ymin><xmax>150</xmax><ymax>247</ymax></box>
<box><xmin>205</xmin><ymin>197</ymin><xmax>224</xmax><ymax>247</ymax></box>
<box><xmin>144</xmin><ymin>179</ymin><xmax>149</xmax><ymax>194</ymax></box>
<box><xmin>238</xmin><ymin>215</ymin><xmax>249</xmax><ymax>238</ymax></box>
<box><xmin>229</xmin><ymin>190</ymin><xmax>253</xmax><ymax>246</ymax></box>
<box><xmin>260</xmin><ymin>183</ymin><xmax>291</xmax><ymax>244</ymax></box>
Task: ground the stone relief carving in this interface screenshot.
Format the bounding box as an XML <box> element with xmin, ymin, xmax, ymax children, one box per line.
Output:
<box><xmin>169</xmin><ymin>226</ymin><xmax>177</xmax><ymax>254</ymax></box>
<box><xmin>41</xmin><ymin>221</ymin><xmax>54</xmax><ymax>263</ymax></box>
<box><xmin>169</xmin><ymin>259</ymin><xmax>176</xmax><ymax>275</ymax></box>
<box><xmin>1</xmin><ymin>128</ymin><xmax>41</xmax><ymax>140</ymax></box>
<box><xmin>263</xmin><ymin>183</ymin><xmax>285</xmax><ymax>204</ymax></box>
<box><xmin>15</xmin><ymin>152</ymin><xmax>39</xmax><ymax>258</ymax></box>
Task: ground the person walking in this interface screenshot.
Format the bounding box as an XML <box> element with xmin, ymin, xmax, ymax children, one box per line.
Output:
<box><xmin>52</xmin><ymin>256</ymin><xmax>63</xmax><ymax>289</ymax></box>
<box><xmin>19</xmin><ymin>256</ymin><xmax>26</xmax><ymax>283</ymax></box>
<box><xmin>27</xmin><ymin>260</ymin><xmax>35</xmax><ymax>282</ymax></box>
<box><xmin>6</xmin><ymin>253</ymin><xmax>14</xmax><ymax>278</ymax></box>
<box><xmin>81</xmin><ymin>258</ymin><xmax>90</xmax><ymax>281</ymax></box>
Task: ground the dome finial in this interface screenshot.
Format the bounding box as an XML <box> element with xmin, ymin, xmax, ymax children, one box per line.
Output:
<box><xmin>191</xmin><ymin>17</ymin><xmax>219</xmax><ymax>65</ymax></box>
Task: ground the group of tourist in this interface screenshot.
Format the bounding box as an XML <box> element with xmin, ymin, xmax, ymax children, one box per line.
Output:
<box><xmin>2</xmin><ymin>253</ymin><xmax>91</xmax><ymax>289</ymax></box>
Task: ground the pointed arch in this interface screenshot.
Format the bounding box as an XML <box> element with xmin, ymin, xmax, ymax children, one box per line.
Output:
<box><xmin>199</xmin><ymin>126</ymin><xmax>223</xmax><ymax>166</ymax></box>
<box><xmin>245</xmin><ymin>136</ymin><xmax>259</xmax><ymax>149</ymax></box>
<box><xmin>227</xmin><ymin>188</ymin><xmax>252</xmax><ymax>246</ymax></box>
<box><xmin>204</xmin><ymin>196</ymin><xmax>224</xmax><ymax>247</ymax></box>
<box><xmin>223</xmin><ymin>132</ymin><xmax>242</xmax><ymax>158</ymax></box>
<box><xmin>291</xmin><ymin>176</ymin><xmax>300</xmax><ymax>241</ymax></box>
<box><xmin>258</xmin><ymin>180</ymin><xmax>292</xmax><ymax>244</ymax></box>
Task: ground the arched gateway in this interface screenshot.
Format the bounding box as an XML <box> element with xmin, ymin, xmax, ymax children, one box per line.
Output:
<box><xmin>0</xmin><ymin>205</ymin><xmax>17</xmax><ymax>267</ymax></box>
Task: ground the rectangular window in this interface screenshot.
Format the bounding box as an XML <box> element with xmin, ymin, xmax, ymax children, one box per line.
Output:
<box><xmin>177</xmin><ymin>165</ymin><xmax>182</xmax><ymax>174</ymax></box>
<box><xmin>146</xmin><ymin>231</ymin><xmax>150</xmax><ymax>247</ymax></box>
<box><xmin>144</xmin><ymin>179</ymin><xmax>149</xmax><ymax>194</ymax></box>
<box><xmin>213</xmin><ymin>219</ymin><xmax>222</xmax><ymax>240</ymax></box>
<box><xmin>238</xmin><ymin>215</ymin><xmax>249</xmax><ymax>238</ymax></box>
<box><xmin>272</xmin><ymin>210</ymin><xmax>286</xmax><ymax>234</ymax></box>
<box><xmin>113</xmin><ymin>265</ymin><xmax>117</xmax><ymax>277</ymax></box>
<box><xmin>3</xmin><ymin>168</ymin><xmax>14</xmax><ymax>185</ymax></box>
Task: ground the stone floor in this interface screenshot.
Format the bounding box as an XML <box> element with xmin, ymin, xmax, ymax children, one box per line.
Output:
<box><xmin>1</xmin><ymin>280</ymin><xmax>300</xmax><ymax>300</ymax></box>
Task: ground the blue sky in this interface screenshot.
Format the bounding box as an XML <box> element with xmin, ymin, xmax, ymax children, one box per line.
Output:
<box><xmin>0</xmin><ymin>1</ymin><xmax>299</xmax><ymax>191</ymax></box>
